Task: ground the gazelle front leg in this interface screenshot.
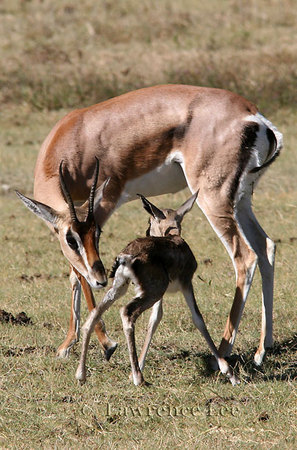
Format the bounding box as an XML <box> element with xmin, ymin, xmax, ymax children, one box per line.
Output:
<box><xmin>57</xmin><ymin>267</ymin><xmax>117</xmax><ymax>359</ymax></box>
<box><xmin>79</xmin><ymin>274</ymin><xmax>118</xmax><ymax>361</ymax></box>
<box><xmin>76</xmin><ymin>267</ymin><xmax>129</xmax><ymax>383</ymax></box>
<box><xmin>57</xmin><ymin>268</ymin><xmax>81</xmax><ymax>358</ymax></box>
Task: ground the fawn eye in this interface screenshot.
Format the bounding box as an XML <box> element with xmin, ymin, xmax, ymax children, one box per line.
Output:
<box><xmin>66</xmin><ymin>231</ymin><xmax>79</xmax><ymax>251</ymax></box>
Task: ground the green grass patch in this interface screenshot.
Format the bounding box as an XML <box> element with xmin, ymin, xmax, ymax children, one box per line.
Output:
<box><xmin>1</xmin><ymin>109</ymin><xmax>296</xmax><ymax>448</ymax></box>
<box><xmin>0</xmin><ymin>0</ymin><xmax>296</xmax><ymax>448</ymax></box>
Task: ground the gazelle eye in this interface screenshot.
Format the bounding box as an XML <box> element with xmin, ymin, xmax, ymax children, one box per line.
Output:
<box><xmin>66</xmin><ymin>231</ymin><xmax>79</xmax><ymax>251</ymax></box>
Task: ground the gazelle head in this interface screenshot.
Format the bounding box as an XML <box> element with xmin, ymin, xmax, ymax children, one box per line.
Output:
<box><xmin>16</xmin><ymin>159</ymin><xmax>108</xmax><ymax>289</ymax></box>
<box><xmin>137</xmin><ymin>191</ymin><xmax>198</xmax><ymax>237</ymax></box>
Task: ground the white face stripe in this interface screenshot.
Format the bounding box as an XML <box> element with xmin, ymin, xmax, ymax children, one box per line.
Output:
<box><xmin>63</xmin><ymin>227</ymin><xmax>102</xmax><ymax>288</ymax></box>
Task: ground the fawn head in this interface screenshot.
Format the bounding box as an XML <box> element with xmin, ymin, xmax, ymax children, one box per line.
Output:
<box><xmin>137</xmin><ymin>191</ymin><xmax>198</xmax><ymax>237</ymax></box>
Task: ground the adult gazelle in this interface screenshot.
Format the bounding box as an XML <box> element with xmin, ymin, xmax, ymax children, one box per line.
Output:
<box><xmin>17</xmin><ymin>85</ymin><xmax>283</xmax><ymax>367</ymax></box>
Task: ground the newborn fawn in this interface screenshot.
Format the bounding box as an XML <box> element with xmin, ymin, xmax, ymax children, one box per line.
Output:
<box><xmin>76</xmin><ymin>192</ymin><xmax>239</xmax><ymax>386</ymax></box>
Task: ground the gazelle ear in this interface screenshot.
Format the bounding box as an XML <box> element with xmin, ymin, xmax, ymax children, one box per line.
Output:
<box><xmin>16</xmin><ymin>191</ymin><xmax>59</xmax><ymax>228</ymax></box>
<box><xmin>176</xmin><ymin>191</ymin><xmax>198</xmax><ymax>220</ymax></box>
<box><xmin>93</xmin><ymin>178</ymin><xmax>110</xmax><ymax>211</ymax></box>
<box><xmin>137</xmin><ymin>194</ymin><xmax>166</xmax><ymax>220</ymax></box>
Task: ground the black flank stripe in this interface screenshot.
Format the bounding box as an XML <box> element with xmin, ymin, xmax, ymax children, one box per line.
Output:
<box><xmin>229</xmin><ymin>123</ymin><xmax>259</xmax><ymax>201</ymax></box>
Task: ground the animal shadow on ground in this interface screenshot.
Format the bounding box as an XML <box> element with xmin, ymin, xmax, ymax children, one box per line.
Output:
<box><xmin>1</xmin><ymin>306</ymin><xmax>295</xmax><ymax>383</ymax></box>
<box><xmin>190</xmin><ymin>334</ymin><xmax>297</xmax><ymax>383</ymax></box>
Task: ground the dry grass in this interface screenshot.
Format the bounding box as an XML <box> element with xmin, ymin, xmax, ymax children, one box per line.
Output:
<box><xmin>1</xmin><ymin>0</ymin><xmax>296</xmax><ymax>111</ymax></box>
<box><xmin>0</xmin><ymin>0</ymin><xmax>296</xmax><ymax>448</ymax></box>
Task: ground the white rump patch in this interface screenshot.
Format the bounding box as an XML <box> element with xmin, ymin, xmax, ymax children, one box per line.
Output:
<box><xmin>235</xmin><ymin>113</ymin><xmax>283</xmax><ymax>203</ymax></box>
<box><xmin>245</xmin><ymin>113</ymin><xmax>283</xmax><ymax>152</ymax></box>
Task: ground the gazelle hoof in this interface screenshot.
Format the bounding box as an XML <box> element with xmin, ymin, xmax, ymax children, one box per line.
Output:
<box><xmin>56</xmin><ymin>338</ymin><xmax>77</xmax><ymax>358</ymax></box>
<box><xmin>56</xmin><ymin>347</ymin><xmax>70</xmax><ymax>358</ymax></box>
<box><xmin>104</xmin><ymin>343</ymin><xmax>118</xmax><ymax>361</ymax></box>
<box><xmin>217</xmin><ymin>357</ymin><xmax>239</xmax><ymax>386</ymax></box>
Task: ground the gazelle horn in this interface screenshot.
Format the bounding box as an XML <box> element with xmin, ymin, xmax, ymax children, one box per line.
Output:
<box><xmin>87</xmin><ymin>157</ymin><xmax>100</xmax><ymax>220</ymax></box>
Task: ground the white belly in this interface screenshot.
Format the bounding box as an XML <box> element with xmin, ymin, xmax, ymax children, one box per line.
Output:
<box><xmin>116</xmin><ymin>156</ymin><xmax>187</xmax><ymax>208</ymax></box>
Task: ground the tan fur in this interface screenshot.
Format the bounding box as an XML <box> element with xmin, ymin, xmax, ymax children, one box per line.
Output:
<box><xmin>34</xmin><ymin>86</ymin><xmax>256</xmax><ymax>213</ymax></box>
<box><xmin>21</xmin><ymin>84</ymin><xmax>282</xmax><ymax>364</ymax></box>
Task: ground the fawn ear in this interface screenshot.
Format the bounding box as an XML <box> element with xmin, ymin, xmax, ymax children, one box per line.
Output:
<box><xmin>137</xmin><ymin>194</ymin><xmax>166</xmax><ymax>220</ymax></box>
<box><xmin>16</xmin><ymin>190</ymin><xmax>59</xmax><ymax>228</ymax></box>
<box><xmin>176</xmin><ymin>191</ymin><xmax>198</xmax><ymax>220</ymax></box>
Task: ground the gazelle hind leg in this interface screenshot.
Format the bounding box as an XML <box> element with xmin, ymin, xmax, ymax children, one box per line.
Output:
<box><xmin>57</xmin><ymin>268</ymin><xmax>81</xmax><ymax>358</ymax></box>
<box><xmin>138</xmin><ymin>299</ymin><xmax>163</xmax><ymax>372</ymax></box>
<box><xmin>196</xmin><ymin>194</ymin><xmax>258</xmax><ymax>361</ymax></box>
<box><xmin>182</xmin><ymin>285</ymin><xmax>239</xmax><ymax>385</ymax></box>
<box><xmin>121</xmin><ymin>262</ymin><xmax>168</xmax><ymax>386</ymax></box>
<box><xmin>121</xmin><ymin>290</ymin><xmax>166</xmax><ymax>386</ymax></box>
<box><xmin>76</xmin><ymin>266</ymin><xmax>129</xmax><ymax>383</ymax></box>
<box><xmin>218</xmin><ymin>244</ymin><xmax>258</xmax><ymax>360</ymax></box>
<box><xmin>235</xmin><ymin>199</ymin><xmax>275</xmax><ymax>365</ymax></box>
<box><xmin>120</xmin><ymin>300</ymin><xmax>145</xmax><ymax>386</ymax></box>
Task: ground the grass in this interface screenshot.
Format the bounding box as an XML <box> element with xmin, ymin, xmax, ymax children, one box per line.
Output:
<box><xmin>0</xmin><ymin>0</ymin><xmax>296</xmax><ymax>448</ymax></box>
<box><xmin>1</xmin><ymin>0</ymin><xmax>297</xmax><ymax>112</ymax></box>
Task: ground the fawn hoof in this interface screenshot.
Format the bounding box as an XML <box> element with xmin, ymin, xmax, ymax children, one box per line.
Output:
<box><xmin>129</xmin><ymin>371</ymin><xmax>150</xmax><ymax>387</ymax></box>
<box><xmin>229</xmin><ymin>373</ymin><xmax>240</xmax><ymax>386</ymax></box>
<box><xmin>131</xmin><ymin>372</ymin><xmax>145</xmax><ymax>386</ymax></box>
<box><xmin>134</xmin><ymin>378</ymin><xmax>148</xmax><ymax>387</ymax></box>
<box><xmin>104</xmin><ymin>343</ymin><xmax>118</xmax><ymax>361</ymax></box>
<box><xmin>218</xmin><ymin>358</ymin><xmax>240</xmax><ymax>386</ymax></box>
<box><xmin>75</xmin><ymin>367</ymin><xmax>86</xmax><ymax>384</ymax></box>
